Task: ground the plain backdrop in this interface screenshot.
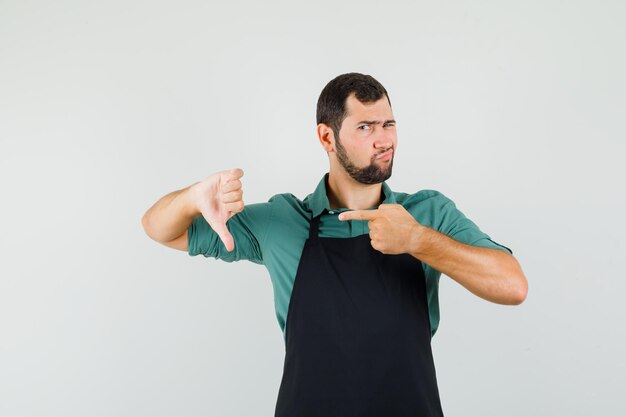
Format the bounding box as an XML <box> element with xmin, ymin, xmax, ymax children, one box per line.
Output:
<box><xmin>1</xmin><ymin>0</ymin><xmax>625</xmax><ymax>416</ymax></box>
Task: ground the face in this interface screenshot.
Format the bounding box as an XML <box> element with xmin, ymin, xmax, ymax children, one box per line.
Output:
<box><xmin>334</xmin><ymin>94</ymin><xmax>397</xmax><ymax>184</ymax></box>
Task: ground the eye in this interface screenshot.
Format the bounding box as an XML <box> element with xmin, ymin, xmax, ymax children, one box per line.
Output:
<box><xmin>383</xmin><ymin>122</ymin><xmax>396</xmax><ymax>128</ymax></box>
<box><xmin>358</xmin><ymin>124</ymin><xmax>371</xmax><ymax>131</ymax></box>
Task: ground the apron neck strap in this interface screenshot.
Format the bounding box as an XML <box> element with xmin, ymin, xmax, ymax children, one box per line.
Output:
<box><xmin>308</xmin><ymin>213</ymin><xmax>322</xmax><ymax>240</ymax></box>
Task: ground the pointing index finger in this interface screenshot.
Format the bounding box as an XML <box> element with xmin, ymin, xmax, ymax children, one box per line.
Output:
<box><xmin>338</xmin><ymin>209</ymin><xmax>379</xmax><ymax>221</ymax></box>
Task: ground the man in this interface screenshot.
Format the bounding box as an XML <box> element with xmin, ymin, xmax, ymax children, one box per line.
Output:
<box><xmin>142</xmin><ymin>72</ymin><xmax>528</xmax><ymax>416</ymax></box>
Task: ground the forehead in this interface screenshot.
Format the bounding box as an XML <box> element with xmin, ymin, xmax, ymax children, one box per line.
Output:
<box><xmin>344</xmin><ymin>94</ymin><xmax>393</xmax><ymax>120</ymax></box>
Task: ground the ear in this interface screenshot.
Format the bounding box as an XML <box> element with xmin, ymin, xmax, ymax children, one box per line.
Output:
<box><xmin>317</xmin><ymin>123</ymin><xmax>335</xmax><ymax>153</ymax></box>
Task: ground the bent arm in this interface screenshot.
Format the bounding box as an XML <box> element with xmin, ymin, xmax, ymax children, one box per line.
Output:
<box><xmin>410</xmin><ymin>226</ymin><xmax>528</xmax><ymax>305</ymax></box>
<box><xmin>141</xmin><ymin>183</ymin><xmax>199</xmax><ymax>251</ymax></box>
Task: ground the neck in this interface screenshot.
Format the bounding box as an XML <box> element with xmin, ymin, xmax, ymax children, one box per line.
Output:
<box><xmin>326</xmin><ymin>169</ymin><xmax>384</xmax><ymax>210</ymax></box>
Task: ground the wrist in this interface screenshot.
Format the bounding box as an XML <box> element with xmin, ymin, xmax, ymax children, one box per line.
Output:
<box><xmin>409</xmin><ymin>223</ymin><xmax>428</xmax><ymax>257</ymax></box>
<box><xmin>183</xmin><ymin>182</ymin><xmax>202</xmax><ymax>218</ymax></box>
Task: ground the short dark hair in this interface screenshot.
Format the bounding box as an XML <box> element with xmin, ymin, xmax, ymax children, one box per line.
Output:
<box><xmin>316</xmin><ymin>72</ymin><xmax>391</xmax><ymax>139</ymax></box>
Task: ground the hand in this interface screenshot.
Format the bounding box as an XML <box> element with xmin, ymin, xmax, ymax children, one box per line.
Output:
<box><xmin>190</xmin><ymin>168</ymin><xmax>245</xmax><ymax>252</ymax></box>
<box><xmin>338</xmin><ymin>204</ymin><xmax>422</xmax><ymax>255</ymax></box>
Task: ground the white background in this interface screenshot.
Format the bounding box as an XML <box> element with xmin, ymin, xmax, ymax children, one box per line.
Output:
<box><xmin>1</xmin><ymin>0</ymin><xmax>625</xmax><ymax>416</ymax></box>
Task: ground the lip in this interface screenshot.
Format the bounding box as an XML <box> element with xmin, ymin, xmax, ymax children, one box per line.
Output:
<box><xmin>375</xmin><ymin>149</ymin><xmax>393</xmax><ymax>161</ymax></box>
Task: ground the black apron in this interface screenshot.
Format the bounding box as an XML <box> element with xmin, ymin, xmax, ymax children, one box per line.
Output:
<box><xmin>274</xmin><ymin>213</ymin><xmax>444</xmax><ymax>417</ymax></box>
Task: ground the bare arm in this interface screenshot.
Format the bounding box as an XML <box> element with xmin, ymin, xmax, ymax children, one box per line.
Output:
<box><xmin>339</xmin><ymin>204</ymin><xmax>528</xmax><ymax>305</ymax></box>
<box><xmin>141</xmin><ymin>185</ymin><xmax>199</xmax><ymax>251</ymax></box>
<box><xmin>141</xmin><ymin>168</ymin><xmax>245</xmax><ymax>252</ymax></box>
<box><xmin>408</xmin><ymin>226</ymin><xmax>527</xmax><ymax>305</ymax></box>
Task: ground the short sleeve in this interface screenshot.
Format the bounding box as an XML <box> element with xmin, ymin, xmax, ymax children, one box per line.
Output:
<box><xmin>436</xmin><ymin>194</ymin><xmax>513</xmax><ymax>255</ymax></box>
<box><xmin>187</xmin><ymin>202</ymin><xmax>273</xmax><ymax>264</ymax></box>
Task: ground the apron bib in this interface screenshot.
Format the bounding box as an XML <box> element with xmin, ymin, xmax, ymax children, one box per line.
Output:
<box><xmin>274</xmin><ymin>213</ymin><xmax>444</xmax><ymax>417</ymax></box>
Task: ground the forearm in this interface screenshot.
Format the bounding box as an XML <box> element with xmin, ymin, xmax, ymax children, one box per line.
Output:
<box><xmin>409</xmin><ymin>225</ymin><xmax>528</xmax><ymax>305</ymax></box>
<box><xmin>141</xmin><ymin>183</ymin><xmax>200</xmax><ymax>243</ymax></box>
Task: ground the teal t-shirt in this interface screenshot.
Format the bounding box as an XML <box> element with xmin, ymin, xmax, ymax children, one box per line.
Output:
<box><xmin>188</xmin><ymin>173</ymin><xmax>512</xmax><ymax>340</ymax></box>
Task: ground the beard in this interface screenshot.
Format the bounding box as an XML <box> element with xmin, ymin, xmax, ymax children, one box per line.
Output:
<box><xmin>335</xmin><ymin>137</ymin><xmax>394</xmax><ymax>185</ymax></box>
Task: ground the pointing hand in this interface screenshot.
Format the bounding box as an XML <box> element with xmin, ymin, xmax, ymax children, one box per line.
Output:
<box><xmin>191</xmin><ymin>168</ymin><xmax>245</xmax><ymax>252</ymax></box>
<box><xmin>338</xmin><ymin>204</ymin><xmax>423</xmax><ymax>255</ymax></box>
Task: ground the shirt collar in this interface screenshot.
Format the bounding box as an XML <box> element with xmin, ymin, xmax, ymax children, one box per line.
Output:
<box><xmin>306</xmin><ymin>172</ymin><xmax>396</xmax><ymax>217</ymax></box>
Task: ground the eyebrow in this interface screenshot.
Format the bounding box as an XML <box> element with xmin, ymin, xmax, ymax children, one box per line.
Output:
<box><xmin>355</xmin><ymin>119</ymin><xmax>396</xmax><ymax>126</ymax></box>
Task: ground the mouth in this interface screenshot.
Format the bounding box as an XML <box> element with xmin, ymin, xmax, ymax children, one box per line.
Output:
<box><xmin>375</xmin><ymin>149</ymin><xmax>393</xmax><ymax>161</ymax></box>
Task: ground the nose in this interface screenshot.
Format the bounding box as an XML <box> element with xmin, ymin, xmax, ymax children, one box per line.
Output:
<box><xmin>373</xmin><ymin>127</ymin><xmax>394</xmax><ymax>150</ymax></box>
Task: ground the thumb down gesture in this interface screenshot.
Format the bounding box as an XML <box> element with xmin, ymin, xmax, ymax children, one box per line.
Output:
<box><xmin>191</xmin><ymin>168</ymin><xmax>245</xmax><ymax>252</ymax></box>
